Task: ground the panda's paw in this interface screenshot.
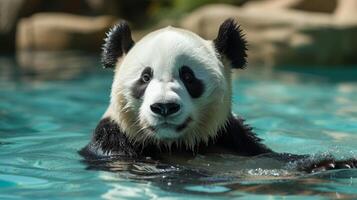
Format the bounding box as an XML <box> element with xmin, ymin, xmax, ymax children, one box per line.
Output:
<box><xmin>302</xmin><ymin>158</ymin><xmax>357</xmax><ymax>173</ymax></box>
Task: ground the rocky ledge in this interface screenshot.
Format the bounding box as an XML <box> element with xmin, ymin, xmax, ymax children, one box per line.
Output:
<box><xmin>181</xmin><ymin>0</ymin><xmax>357</xmax><ymax>66</ymax></box>
<box><xmin>16</xmin><ymin>13</ymin><xmax>118</xmax><ymax>51</ymax></box>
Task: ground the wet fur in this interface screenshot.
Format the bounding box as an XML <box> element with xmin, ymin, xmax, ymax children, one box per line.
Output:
<box><xmin>81</xmin><ymin>18</ymin><xmax>357</xmax><ymax>173</ymax></box>
<box><xmin>80</xmin><ymin>115</ymin><xmax>357</xmax><ymax>173</ymax></box>
<box><xmin>80</xmin><ymin>115</ymin><xmax>272</xmax><ymax>159</ymax></box>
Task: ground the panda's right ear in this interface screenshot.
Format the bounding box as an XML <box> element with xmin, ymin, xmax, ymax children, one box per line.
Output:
<box><xmin>101</xmin><ymin>21</ymin><xmax>135</xmax><ymax>68</ymax></box>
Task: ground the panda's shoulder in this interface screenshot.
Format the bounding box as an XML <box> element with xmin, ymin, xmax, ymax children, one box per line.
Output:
<box><xmin>79</xmin><ymin>117</ymin><xmax>138</xmax><ymax>159</ymax></box>
<box><xmin>214</xmin><ymin>114</ymin><xmax>273</xmax><ymax>156</ymax></box>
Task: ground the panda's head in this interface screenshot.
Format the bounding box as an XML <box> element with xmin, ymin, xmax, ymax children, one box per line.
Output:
<box><xmin>102</xmin><ymin>19</ymin><xmax>247</xmax><ymax>149</ymax></box>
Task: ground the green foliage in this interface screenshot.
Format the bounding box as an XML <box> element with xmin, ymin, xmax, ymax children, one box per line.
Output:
<box><xmin>172</xmin><ymin>0</ymin><xmax>242</xmax><ymax>13</ymax></box>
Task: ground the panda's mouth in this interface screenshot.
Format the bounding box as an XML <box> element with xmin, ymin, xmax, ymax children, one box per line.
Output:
<box><xmin>176</xmin><ymin>117</ymin><xmax>192</xmax><ymax>132</ymax></box>
<box><xmin>149</xmin><ymin>117</ymin><xmax>192</xmax><ymax>133</ymax></box>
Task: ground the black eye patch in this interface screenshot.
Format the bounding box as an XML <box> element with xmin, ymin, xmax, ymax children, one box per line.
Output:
<box><xmin>179</xmin><ymin>66</ymin><xmax>204</xmax><ymax>98</ymax></box>
<box><xmin>131</xmin><ymin>67</ymin><xmax>153</xmax><ymax>99</ymax></box>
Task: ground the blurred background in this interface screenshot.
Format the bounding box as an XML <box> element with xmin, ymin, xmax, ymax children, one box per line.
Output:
<box><xmin>1</xmin><ymin>0</ymin><xmax>357</xmax><ymax>74</ymax></box>
<box><xmin>1</xmin><ymin>2</ymin><xmax>357</xmax><ymax>199</ymax></box>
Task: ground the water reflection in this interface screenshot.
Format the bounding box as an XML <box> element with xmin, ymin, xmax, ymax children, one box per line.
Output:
<box><xmin>85</xmin><ymin>155</ymin><xmax>357</xmax><ymax>198</ymax></box>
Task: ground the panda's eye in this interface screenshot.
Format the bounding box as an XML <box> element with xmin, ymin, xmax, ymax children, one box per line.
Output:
<box><xmin>179</xmin><ymin>66</ymin><xmax>204</xmax><ymax>98</ymax></box>
<box><xmin>132</xmin><ymin>67</ymin><xmax>152</xmax><ymax>99</ymax></box>
<box><xmin>180</xmin><ymin>66</ymin><xmax>195</xmax><ymax>83</ymax></box>
<box><xmin>141</xmin><ymin>73</ymin><xmax>151</xmax><ymax>83</ymax></box>
<box><xmin>140</xmin><ymin>67</ymin><xmax>153</xmax><ymax>83</ymax></box>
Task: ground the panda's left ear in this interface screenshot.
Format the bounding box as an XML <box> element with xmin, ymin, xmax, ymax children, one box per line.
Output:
<box><xmin>214</xmin><ymin>18</ymin><xmax>247</xmax><ymax>69</ymax></box>
<box><xmin>101</xmin><ymin>21</ymin><xmax>135</xmax><ymax>68</ymax></box>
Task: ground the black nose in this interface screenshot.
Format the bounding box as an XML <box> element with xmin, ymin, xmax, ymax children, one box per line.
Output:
<box><xmin>150</xmin><ymin>103</ymin><xmax>181</xmax><ymax>117</ymax></box>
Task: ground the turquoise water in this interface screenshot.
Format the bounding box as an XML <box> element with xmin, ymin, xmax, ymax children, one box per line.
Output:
<box><xmin>1</xmin><ymin>54</ymin><xmax>357</xmax><ymax>199</ymax></box>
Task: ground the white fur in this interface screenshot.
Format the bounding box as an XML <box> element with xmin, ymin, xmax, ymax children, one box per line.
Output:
<box><xmin>105</xmin><ymin>26</ymin><xmax>231</xmax><ymax>149</ymax></box>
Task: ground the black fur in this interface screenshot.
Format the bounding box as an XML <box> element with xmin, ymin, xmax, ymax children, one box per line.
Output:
<box><xmin>81</xmin><ymin>115</ymin><xmax>357</xmax><ymax>173</ymax></box>
<box><xmin>79</xmin><ymin>118</ymin><xmax>137</xmax><ymax>159</ymax></box>
<box><xmin>131</xmin><ymin>67</ymin><xmax>153</xmax><ymax>99</ymax></box>
<box><xmin>214</xmin><ymin>18</ymin><xmax>248</xmax><ymax>69</ymax></box>
<box><xmin>80</xmin><ymin>115</ymin><xmax>271</xmax><ymax>159</ymax></box>
<box><xmin>179</xmin><ymin>66</ymin><xmax>204</xmax><ymax>98</ymax></box>
<box><xmin>214</xmin><ymin>116</ymin><xmax>273</xmax><ymax>156</ymax></box>
<box><xmin>101</xmin><ymin>21</ymin><xmax>134</xmax><ymax>68</ymax></box>
<box><xmin>306</xmin><ymin>158</ymin><xmax>357</xmax><ymax>173</ymax></box>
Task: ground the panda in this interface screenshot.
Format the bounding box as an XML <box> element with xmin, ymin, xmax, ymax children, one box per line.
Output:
<box><xmin>80</xmin><ymin>18</ymin><xmax>356</xmax><ymax>173</ymax></box>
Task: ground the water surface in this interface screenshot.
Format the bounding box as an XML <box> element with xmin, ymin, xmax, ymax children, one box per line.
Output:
<box><xmin>1</xmin><ymin>54</ymin><xmax>357</xmax><ymax>199</ymax></box>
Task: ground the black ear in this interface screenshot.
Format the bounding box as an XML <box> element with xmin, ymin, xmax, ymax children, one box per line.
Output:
<box><xmin>101</xmin><ymin>21</ymin><xmax>135</xmax><ymax>68</ymax></box>
<box><xmin>214</xmin><ymin>18</ymin><xmax>247</xmax><ymax>69</ymax></box>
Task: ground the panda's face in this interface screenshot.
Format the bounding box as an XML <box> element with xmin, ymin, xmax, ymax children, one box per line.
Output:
<box><xmin>113</xmin><ymin>28</ymin><xmax>227</xmax><ymax>141</ymax></box>
<box><xmin>104</xmin><ymin>19</ymin><xmax>246</xmax><ymax>147</ymax></box>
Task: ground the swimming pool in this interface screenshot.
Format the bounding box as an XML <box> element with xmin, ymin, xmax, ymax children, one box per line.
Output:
<box><xmin>1</xmin><ymin>54</ymin><xmax>357</xmax><ymax>199</ymax></box>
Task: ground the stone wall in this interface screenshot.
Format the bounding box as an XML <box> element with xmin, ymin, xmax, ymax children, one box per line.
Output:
<box><xmin>181</xmin><ymin>0</ymin><xmax>357</xmax><ymax>66</ymax></box>
<box><xmin>1</xmin><ymin>0</ymin><xmax>357</xmax><ymax>66</ymax></box>
<box><xmin>0</xmin><ymin>0</ymin><xmax>121</xmax><ymax>52</ymax></box>
<box><xmin>16</xmin><ymin>13</ymin><xmax>118</xmax><ymax>51</ymax></box>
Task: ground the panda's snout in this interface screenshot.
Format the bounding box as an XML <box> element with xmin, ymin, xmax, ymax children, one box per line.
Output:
<box><xmin>150</xmin><ymin>102</ymin><xmax>181</xmax><ymax>117</ymax></box>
